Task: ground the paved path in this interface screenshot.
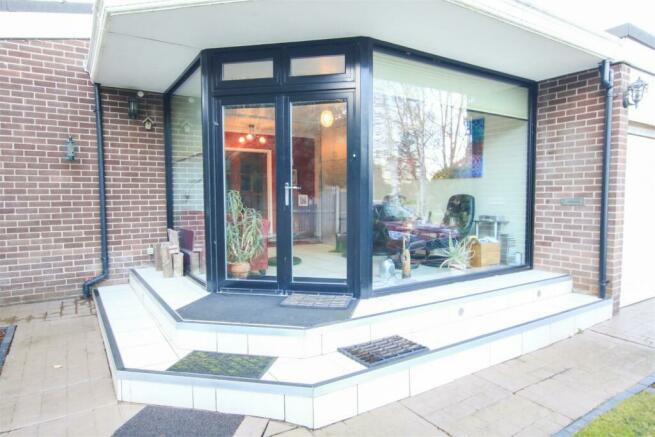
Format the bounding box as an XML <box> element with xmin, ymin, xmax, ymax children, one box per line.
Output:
<box><xmin>0</xmin><ymin>297</ymin><xmax>653</xmax><ymax>436</ymax></box>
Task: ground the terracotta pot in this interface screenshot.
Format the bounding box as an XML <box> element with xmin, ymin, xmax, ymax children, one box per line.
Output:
<box><xmin>228</xmin><ymin>262</ymin><xmax>250</xmax><ymax>279</ymax></box>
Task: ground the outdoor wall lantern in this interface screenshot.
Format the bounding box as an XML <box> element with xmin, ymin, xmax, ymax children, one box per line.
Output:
<box><xmin>623</xmin><ymin>77</ymin><xmax>648</xmax><ymax>108</ymax></box>
<box><xmin>63</xmin><ymin>135</ymin><xmax>77</xmax><ymax>161</ymax></box>
<box><xmin>128</xmin><ymin>90</ymin><xmax>145</xmax><ymax>119</ymax></box>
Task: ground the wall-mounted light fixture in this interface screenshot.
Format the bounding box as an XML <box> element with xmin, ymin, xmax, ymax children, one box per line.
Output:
<box><xmin>63</xmin><ymin>135</ymin><xmax>77</xmax><ymax>161</ymax></box>
<box><xmin>128</xmin><ymin>90</ymin><xmax>145</xmax><ymax>119</ymax></box>
<box><xmin>623</xmin><ymin>77</ymin><xmax>648</xmax><ymax>108</ymax></box>
<box><xmin>127</xmin><ymin>96</ymin><xmax>139</xmax><ymax>119</ymax></box>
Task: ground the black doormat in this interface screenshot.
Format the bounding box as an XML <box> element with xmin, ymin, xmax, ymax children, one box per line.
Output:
<box><xmin>112</xmin><ymin>405</ymin><xmax>243</xmax><ymax>437</ymax></box>
<box><xmin>177</xmin><ymin>293</ymin><xmax>356</xmax><ymax>327</ymax></box>
<box><xmin>168</xmin><ymin>351</ymin><xmax>275</xmax><ymax>379</ymax></box>
<box><xmin>0</xmin><ymin>325</ymin><xmax>16</xmax><ymax>374</ymax></box>
<box><xmin>281</xmin><ymin>293</ymin><xmax>353</xmax><ymax>309</ymax></box>
<box><xmin>338</xmin><ymin>335</ymin><xmax>428</xmax><ymax>367</ymax></box>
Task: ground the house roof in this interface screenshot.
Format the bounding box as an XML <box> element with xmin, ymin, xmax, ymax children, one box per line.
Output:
<box><xmin>86</xmin><ymin>0</ymin><xmax>625</xmax><ymax>92</ymax></box>
<box><xmin>608</xmin><ymin>23</ymin><xmax>655</xmax><ymax>51</ymax></box>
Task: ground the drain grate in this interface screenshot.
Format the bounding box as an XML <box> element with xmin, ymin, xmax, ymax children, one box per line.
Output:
<box><xmin>280</xmin><ymin>293</ymin><xmax>352</xmax><ymax>309</ymax></box>
<box><xmin>338</xmin><ymin>335</ymin><xmax>427</xmax><ymax>367</ymax></box>
<box><xmin>168</xmin><ymin>351</ymin><xmax>275</xmax><ymax>379</ymax></box>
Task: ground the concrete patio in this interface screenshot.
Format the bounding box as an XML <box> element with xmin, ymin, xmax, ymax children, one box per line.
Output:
<box><xmin>0</xmin><ymin>297</ymin><xmax>653</xmax><ymax>436</ymax></box>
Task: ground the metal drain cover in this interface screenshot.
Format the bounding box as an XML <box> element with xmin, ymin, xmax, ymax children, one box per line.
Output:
<box><xmin>338</xmin><ymin>335</ymin><xmax>428</xmax><ymax>367</ymax></box>
<box><xmin>280</xmin><ymin>293</ymin><xmax>352</xmax><ymax>309</ymax></box>
<box><xmin>168</xmin><ymin>351</ymin><xmax>275</xmax><ymax>379</ymax></box>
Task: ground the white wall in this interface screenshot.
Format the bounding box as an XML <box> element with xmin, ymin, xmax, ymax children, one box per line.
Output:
<box><xmin>372</xmin><ymin>112</ymin><xmax>529</xmax><ymax>260</ymax></box>
<box><xmin>426</xmin><ymin>114</ymin><xmax>528</xmax><ymax>256</ymax></box>
<box><xmin>620</xmin><ymin>132</ymin><xmax>655</xmax><ymax>307</ymax></box>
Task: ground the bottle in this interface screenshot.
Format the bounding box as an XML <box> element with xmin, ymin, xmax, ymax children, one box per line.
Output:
<box><xmin>401</xmin><ymin>238</ymin><xmax>411</xmax><ymax>279</ymax></box>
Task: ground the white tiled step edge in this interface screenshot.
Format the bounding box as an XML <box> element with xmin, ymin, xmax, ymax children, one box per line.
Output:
<box><xmin>127</xmin><ymin>267</ymin><xmax>574</xmax><ymax>358</ymax></box>
<box><xmin>94</xmin><ymin>287</ymin><xmax>612</xmax><ymax>429</ymax></box>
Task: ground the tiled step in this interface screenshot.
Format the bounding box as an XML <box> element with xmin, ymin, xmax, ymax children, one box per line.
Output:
<box><xmin>94</xmin><ymin>282</ymin><xmax>612</xmax><ymax>429</ymax></box>
<box><xmin>127</xmin><ymin>267</ymin><xmax>575</xmax><ymax>358</ymax></box>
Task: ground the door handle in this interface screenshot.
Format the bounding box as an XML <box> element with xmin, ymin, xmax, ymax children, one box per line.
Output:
<box><xmin>284</xmin><ymin>182</ymin><xmax>301</xmax><ymax>206</ymax></box>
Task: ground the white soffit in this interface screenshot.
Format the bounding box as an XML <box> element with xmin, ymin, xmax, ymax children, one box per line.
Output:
<box><xmin>87</xmin><ymin>0</ymin><xmax>623</xmax><ymax>92</ymax></box>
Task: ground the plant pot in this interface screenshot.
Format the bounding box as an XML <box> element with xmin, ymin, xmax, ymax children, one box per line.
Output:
<box><xmin>228</xmin><ymin>262</ymin><xmax>251</xmax><ymax>279</ymax></box>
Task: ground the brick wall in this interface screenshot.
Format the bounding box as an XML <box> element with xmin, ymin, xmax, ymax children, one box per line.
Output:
<box><xmin>0</xmin><ymin>39</ymin><xmax>166</xmax><ymax>305</ymax></box>
<box><xmin>534</xmin><ymin>64</ymin><xmax>629</xmax><ymax>310</ymax></box>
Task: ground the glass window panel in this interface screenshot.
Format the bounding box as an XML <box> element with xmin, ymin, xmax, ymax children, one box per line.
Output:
<box><xmin>290</xmin><ymin>100</ymin><xmax>348</xmax><ymax>281</ymax></box>
<box><xmin>290</xmin><ymin>55</ymin><xmax>346</xmax><ymax>77</ymax></box>
<box><xmin>171</xmin><ymin>68</ymin><xmax>206</xmax><ymax>280</ymax></box>
<box><xmin>223</xmin><ymin>104</ymin><xmax>277</xmax><ymax>280</ymax></box>
<box><xmin>371</xmin><ymin>52</ymin><xmax>528</xmax><ymax>290</ymax></box>
<box><xmin>373</xmin><ymin>52</ymin><xmax>528</xmax><ymax>120</ymax></box>
<box><xmin>222</xmin><ymin>59</ymin><xmax>274</xmax><ymax>81</ymax></box>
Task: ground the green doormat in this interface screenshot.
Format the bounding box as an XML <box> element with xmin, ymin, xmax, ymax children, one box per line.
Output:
<box><xmin>168</xmin><ymin>351</ymin><xmax>275</xmax><ymax>379</ymax></box>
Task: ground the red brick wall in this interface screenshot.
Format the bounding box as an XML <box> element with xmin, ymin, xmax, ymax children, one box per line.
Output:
<box><xmin>0</xmin><ymin>39</ymin><xmax>166</xmax><ymax>305</ymax></box>
<box><xmin>534</xmin><ymin>64</ymin><xmax>629</xmax><ymax>310</ymax></box>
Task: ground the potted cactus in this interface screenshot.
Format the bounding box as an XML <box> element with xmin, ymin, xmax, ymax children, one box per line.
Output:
<box><xmin>225</xmin><ymin>190</ymin><xmax>264</xmax><ymax>278</ymax></box>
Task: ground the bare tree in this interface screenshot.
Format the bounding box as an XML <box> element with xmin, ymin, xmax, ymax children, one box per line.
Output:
<box><xmin>373</xmin><ymin>81</ymin><xmax>468</xmax><ymax>216</ymax></box>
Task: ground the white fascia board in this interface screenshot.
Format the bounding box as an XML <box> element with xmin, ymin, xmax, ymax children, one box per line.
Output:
<box><xmin>0</xmin><ymin>12</ymin><xmax>92</xmax><ymax>39</ymax></box>
<box><xmin>86</xmin><ymin>0</ymin><xmax>108</xmax><ymax>76</ymax></box>
<box><xmin>621</xmin><ymin>39</ymin><xmax>655</xmax><ymax>77</ymax></box>
<box><xmin>445</xmin><ymin>0</ymin><xmax>622</xmax><ymax>61</ymax></box>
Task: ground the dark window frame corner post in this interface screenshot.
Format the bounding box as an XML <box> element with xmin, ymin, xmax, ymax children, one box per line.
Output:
<box><xmin>526</xmin><ymin>82</ymin><xmax>539</xmax><ymax>269</ymax></box>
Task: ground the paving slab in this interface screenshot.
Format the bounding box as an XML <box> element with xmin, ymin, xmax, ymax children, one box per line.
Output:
<box><xmin>0</xmin><ymin>296</ymin><xmax>653</xmax><ymax>436</ymax></box>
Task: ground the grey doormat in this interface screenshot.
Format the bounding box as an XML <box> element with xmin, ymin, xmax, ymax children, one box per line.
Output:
<box><xmin>168</xmin><ymin>351</ymin><xmax>275</xmax><ymax>379</ymax></box>
<box><xmin>338</xmin><ymin>335</ymin><xmax>428</xmax><ymax>367</ymax></box>
<box><xmin>177</xmin><ymin>293</ymin><xmax>356</xmax><ymax>327</ymax></box>
<box><xmin>112</xmin><ymin>405</ymin><xmax>243</xmax><ymax>437</ymax></box>
<box><xmin>281</xmin><ymin>293</ymin><xmax>353</xmax><ymax>309</ymax></box>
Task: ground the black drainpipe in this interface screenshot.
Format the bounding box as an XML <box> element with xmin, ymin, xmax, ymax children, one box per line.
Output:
<box><xmin>83</xmin><ymin>83</ymin><xmax>109</xmax><ymax>298</ymax></box>
<box><xmin>598</xmin><ymin>60</ymin><xmax>613</xmax><ymax>300</ymax></box>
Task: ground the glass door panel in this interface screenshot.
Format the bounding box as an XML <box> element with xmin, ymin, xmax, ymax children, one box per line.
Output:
<box><xmin>223</xmin><ymin>103</ymin><xmax>276</xmax><ymax>281</ymax></box>
<box><xmin>289</xmin><ymin>100</ymin><xmax>348</xmax><ymax>281</ymax></box>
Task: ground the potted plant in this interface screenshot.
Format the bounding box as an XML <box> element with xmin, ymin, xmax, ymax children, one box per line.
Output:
<box><xmin>437</xmin><ymin>235</ymin><xmax>475</xmax><ymax>270</ymax></box>
<box><xmin>225</xmin><ymin>190</ymin><xmax>264</xmax><ymax>278</ymax></box>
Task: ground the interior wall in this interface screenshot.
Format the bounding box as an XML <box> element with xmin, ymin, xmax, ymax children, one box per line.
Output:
<box><xmin>372</xmin><ymin>113</ymin><xmax>528</xmax><ymax>257</ymax></box>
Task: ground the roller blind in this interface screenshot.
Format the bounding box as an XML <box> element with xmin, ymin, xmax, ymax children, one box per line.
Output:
<box><xmin>373</xmin><ymin>52</ymin><xmax>529</xmax><ymax>120</ymax></box>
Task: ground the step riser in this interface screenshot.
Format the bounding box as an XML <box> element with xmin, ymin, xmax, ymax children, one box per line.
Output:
<box><xmin>96</xmin><ymin>294</ymin><xmax>612</xmax><ymax>429</ymax></box>
<box><xmin>128</xmin><ymin>271</ymin><xmax>573</xmax><ymax>358</ymax></box>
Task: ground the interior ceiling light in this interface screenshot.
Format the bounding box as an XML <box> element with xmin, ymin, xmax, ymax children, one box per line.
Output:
<box><xmin>320</xmin><ymin>110</ymin><xmax>334</xmax><ymax>128</ymax></box>
<box><xmin>238</xmin><ymin>124</ymin><xmax>266</xmax><ymax>144</ymax></box>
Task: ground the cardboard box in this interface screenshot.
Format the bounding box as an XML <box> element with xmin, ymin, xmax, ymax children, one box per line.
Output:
<box><xmin>470</xmin><ymin>240</ymin><xmax>501</xmax><ymax>267</ymax></box>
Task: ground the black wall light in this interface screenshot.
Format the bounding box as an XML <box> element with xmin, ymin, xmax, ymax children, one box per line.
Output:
<box><xmin>128</xmin><ymin>90</ymin><xmax>145</xmax><ymax>119</ymax></box>
<box><xmin>623</xmin><ymin>77</ymin><xmax>648</xmax><ymax>108</ymax></box>
<box><xmin>63</xmin><ymin>135</ymin><xmax>77</xmax><ymax>161</ymax></box>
